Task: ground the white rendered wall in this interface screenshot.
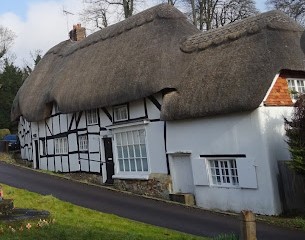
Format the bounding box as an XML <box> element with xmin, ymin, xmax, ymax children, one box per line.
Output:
<box><xmin>145</xmin><ymin>121</ymin><xmax>167</xmax><ymax>174</ymax></box>
<box><xmin>166</xmin><ymin>106</ymin><xmax>293</xmax><ymax>215</ymax></box>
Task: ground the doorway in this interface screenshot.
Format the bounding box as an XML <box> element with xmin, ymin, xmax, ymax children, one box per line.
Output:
<box><xmin>103</xmin><ymin>137</ymin><xmax>114</xmax><ymax>184</ymax></box>
<box><xmin>169</xmin><ymin>154</ymin><xmax>194</xmax><ymax>194</ymax></box>
<box><xmin>34</xmin><ymin>140</ymin><xmax>39</xmax><ymax>169</ymax></box>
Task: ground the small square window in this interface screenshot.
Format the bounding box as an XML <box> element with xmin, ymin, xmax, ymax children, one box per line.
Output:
<box><xmin>54</xmin><ymin>137</ymin><xmax>68</xmax><ymax>154</ymax></box>
<box><xmin>113</xmin><ymin>105</ymin><xmax>128</xmax><ymax>122</ymax></box>
<box><xmin>209</xmin><ymin>159</ymin><xmax>239</xmax><ymax>187</ymax></box>
<box><xmin>78</xmin><ymin>135</ymin><xmax>88</xmax><ymax>151</ymax></box>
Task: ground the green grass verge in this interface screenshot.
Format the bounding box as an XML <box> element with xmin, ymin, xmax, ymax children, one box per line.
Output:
<box><xmin>0</xmin><ymin>184</ymin><xmax>208</xmax><ymax>240</ymax></box>
<box><xmin>257</xmin><ymin>215</ymin><xmax>305</xmax><ymax>230</ymax></box>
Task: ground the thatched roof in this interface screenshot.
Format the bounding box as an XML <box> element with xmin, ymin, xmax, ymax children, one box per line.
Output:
<box><xmin>12</xmin><ymin>4</ymin><xmax>305</xmax><ymax>122</ymax></box>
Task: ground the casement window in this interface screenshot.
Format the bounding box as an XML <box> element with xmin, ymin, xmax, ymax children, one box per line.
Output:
<box><xmin>78</xmin><ymin>135</ymin><xmax>88</xmax><ymax>151</ymax></box>
<box><xmin>54</xmin><ymin>137</ymin><xmax>68</xmax><ymax>154</ymax></box>
<box><xmin>287</xmin><ymin>78</ymin><xmax>305</xmax><ymax>100</ymax></box>
<box><xmin>86</xmin><ymin>109</ymin><xmax>98</xmax><ymax>125</ymax></box>
<box><xmin>113</xmin><ymin>105</ymin><xmax>128</xmax><ymax>122</ymax></box>
<box><xmin>115</xmin><ymin>129</ymin><xmax>148</xmax><ymax>173</ymax></box>
<box><xmin>209</xmin><ymin>159</ymin><xmax>239</xmax><ymax>187</ymax></box>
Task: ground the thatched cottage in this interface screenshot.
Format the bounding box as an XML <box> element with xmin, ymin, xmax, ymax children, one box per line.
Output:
<box><xmin>12</xmin><ymin>4</ymin><xmax>305</xmax><ymax>215</ymax></box>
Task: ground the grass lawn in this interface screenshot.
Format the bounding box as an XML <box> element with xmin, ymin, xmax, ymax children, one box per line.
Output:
<box><xmin>0</xmin><ymin>184</ymin><xmax>208</xmax><ymax>240</ymax></box>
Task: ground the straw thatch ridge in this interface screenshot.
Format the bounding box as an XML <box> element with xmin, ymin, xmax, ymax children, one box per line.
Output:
<box><xmin>11</xmin><ymin>4</ymin><xmax>305</xmax><ymax>122</ymax></box>
<box><xmin>181</xmin><ymin>10</ymin><xmax>303</xmax><ymax>53</ymax></box>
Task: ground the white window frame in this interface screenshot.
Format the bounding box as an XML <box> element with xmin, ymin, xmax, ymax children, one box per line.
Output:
<box><xmin>287</xmin><ymin>78</ymin><xmax>305</xmax><ymax>100</ymax></box>
<box><xmin>208</xmin><ymin>158</ymin><xmax>239</xmax><ymax>188</ymax></box>
<box><xmin>40</xmin><ymin>139</ymin><xmax>47</xmax><ymax>156</ymax></box>
<box><xmin>78</xmin><ymin>135</ymin><xmax>88</xmax><ymax>151</ymax></box>
<box><xmin>112</xmin><ymin>125</ymin><xmax>149</xmax><ymax>179</ymax></box>
<box><xmin>86</xmin><ymin>109</ymin><xmax>98</xmax><ymax>125</ymax></box>
<box><xmin>54</xmin><ymin>137</ymin><xmax>68</xmax><ymax>154</ymax></box>
<box><xmin>113</xmin><ymin>105</ymin><xmax>128</xmax><ymax>122</ymax></box>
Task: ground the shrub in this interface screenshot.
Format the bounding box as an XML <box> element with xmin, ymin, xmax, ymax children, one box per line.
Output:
<box><xmin>0</xmin><ymin>129</ymin><xmax>10</xmax><ymax>140</ymax></box>
<box><xmin>285</xmin><ymin>95</ymin><xmax>305</xmax><ymax>175</ymax></box>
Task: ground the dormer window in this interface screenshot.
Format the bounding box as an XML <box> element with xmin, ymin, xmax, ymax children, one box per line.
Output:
<box><xmin>113</xmin><ymin>105</ymin><xmax>128</xmax><ymax>122</ymax></box>
<box><xmin>287</xmin><ymin>78</ymin><xmax>305</xmax><ymax>100</ymax></box>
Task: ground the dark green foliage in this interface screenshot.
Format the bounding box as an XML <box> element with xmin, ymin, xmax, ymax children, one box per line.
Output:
<box><xmin>285</xmin><ymin>95</ymin><xmax>305</xmax><ymax>175</ymax></box>
<box><xmin>0</xmin><ymin>59</ymin><xmax>24</xmax><ymax>132</ymax></box>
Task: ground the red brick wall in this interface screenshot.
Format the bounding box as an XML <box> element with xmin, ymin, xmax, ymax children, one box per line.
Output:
<box><xmin>264</xmin><ymin>76</ymin><xmax>293</xmax><ymax>106</ymax></box>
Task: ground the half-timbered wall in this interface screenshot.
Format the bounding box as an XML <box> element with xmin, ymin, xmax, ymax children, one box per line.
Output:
<box><xmin>18</xmin><ymin>93</ymin><xmax>166</xmax><ymax>183</ymax></box>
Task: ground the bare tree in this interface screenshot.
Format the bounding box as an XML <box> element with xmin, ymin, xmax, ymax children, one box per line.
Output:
<box><xmin>215</xmin><ymin>0</ymin><xmax>258</xmax><ymax>28</ymax></box>
<box><xmin>182</xmin><ymin>0</ymin><xmax>258</xmax><ymax>30</ymax></box>
<box><xmin>0</xmin><ymin>26</ymin><xmax>15</xmax><ymax>59</ymax></box>
<box><xmin>81</xmin><ymin>1</ymin><xmax>109</xmax><ymax>29</ymax></box>
<box><xmin>81</xmin><ymin>0</ymin><xmax>140</xmax><ymax>30</ymax></box>
<box><xmin>266</xmin><ymin>0</ymin><xmax>305</xmax><ymax>25</ymax></box>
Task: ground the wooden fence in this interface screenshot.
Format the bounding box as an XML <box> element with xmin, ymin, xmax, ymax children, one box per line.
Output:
<box><xmin>278</xmin><ymin>161</ymin><xmax>305</xmax><ymax>214</ymax></box>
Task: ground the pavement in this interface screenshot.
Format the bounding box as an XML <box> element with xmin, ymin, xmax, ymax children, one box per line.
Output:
<box><xmin>0</xmin><ymin>161</ymin><xmax>305</xmax><ymax>239</ymax></box>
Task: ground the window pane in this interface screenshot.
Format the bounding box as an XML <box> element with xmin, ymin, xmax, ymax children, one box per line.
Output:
<box><xmin>216</xmin><ymin>176</ymin><xmax>221</xmax><ymax>184</ymax></box>
<box><xmin>142</xmin><ymin>158</ymin><xmax>148</xmax><ymax>171</ymax></box>
<box><xmin>122</xmin><ymin>146</ymin><xmax>128</xmax><ymax>158</ymax></box>
<box><xmin>117</xmin><ymin>146</ymin><xmax>123</xmax><ymax>158</ymax></box>
<box><xmin>140</xmin><ymin>144</ymin><xmax>147</xmax><ymax>157</ymax></box>
<box><xmin>130</xmin><ymin>159</ymin><xmax>136</xmax><ymax>171</ymax></box>
<box><xmin>139</xmin><ymin>130</ymin><xmax>145</xmax><ymax>144</ymax></box>
<box><xmin>127</xmin><ymin>132</ymin><xmax>133</xmax><ymax>145</ymax></box>
<box><xmin>121</xmin><ymin>108</ymin><xmax>127</xmax><ymax>119</ymax></box>
<box><xmin>136</xmin><ymin>158</ymin><xmax>142</xmax><ymax>171</ymax></box>
<box><xmin>119</xmin><ymin>159</ymin><xmax>124</xmax><ymax>171</ymax></box>
<box><xmin>133</xmin><ymin>131</ymin><xmax>139</xmax><ymax>144</ymax></box>
<box><xmin>134</xmin><ymin>145</ymin><xmax>141</xmax><ymax>157</ymax></box>
<box><xmin>124</xmin><ymin>159</ymin><xmax>130</xmax><ymax>171</ymax></box>
<box><xmin>128</xmin><ymin>146</ymin><xmax>134</xmax><ymax>157</ymax></box>
<box><xmin>122</xmin><ymin>132</ymin><xmax>127</xmax><ymax>145</ymax></box>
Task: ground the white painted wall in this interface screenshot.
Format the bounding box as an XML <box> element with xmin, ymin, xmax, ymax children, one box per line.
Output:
<box><xmin>145</xmin><ymin>121</ymin><xmax>167</xmax><ymax>174</ymax></box>
<box><xmin>166</xmin><ymin>106</ymin><xmax>293</xmax><ymax>215</ymax></box>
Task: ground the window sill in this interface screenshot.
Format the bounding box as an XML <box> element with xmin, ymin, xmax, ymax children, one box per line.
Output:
<box><xmin>113</xmin><ymin>173</ymin><xmax>149</xmax><ymax>180</ymax></box>
<box><xmin>87</xmin><ymin>123</ymin><xmax>98</xmax><ymax>126</ymax></box>
<box><xmin>107</xmin><ymin>119</ymin><xmax>149</xmax><ymax>130</ymax></box>
<box><xmin>209</xmin><ymin>184</ymin><xmax>240</xmax><ymax>189</ymax></box>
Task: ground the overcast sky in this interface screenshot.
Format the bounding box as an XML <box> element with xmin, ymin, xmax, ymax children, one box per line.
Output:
<box><xmin>0</xmin><ymin>0</ymin><xmax>267</xmax><ymax>67</ymax></box>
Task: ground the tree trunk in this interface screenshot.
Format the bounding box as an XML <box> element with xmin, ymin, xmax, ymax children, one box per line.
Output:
<box><xmin>190</xmin><ymin>0</ymin><xmax>197</xmax><ymax>27</ymax></box>
<box><xmin>123</xmin><ymin>0</ymin><xmax>133</xmax><ymax>18</ymax></box>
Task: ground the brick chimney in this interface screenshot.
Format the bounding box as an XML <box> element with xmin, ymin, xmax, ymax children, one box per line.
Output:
<box><xmin>69</xmin><ymin>24</ymin><xmax>86</xmax><ymax>41</ymax></box>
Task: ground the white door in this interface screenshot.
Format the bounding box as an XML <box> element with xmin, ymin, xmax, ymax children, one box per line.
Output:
<box><xmin>169</xmin><ymin>155</ymin><xmax>194</xmax><ymax>194</ymax></box>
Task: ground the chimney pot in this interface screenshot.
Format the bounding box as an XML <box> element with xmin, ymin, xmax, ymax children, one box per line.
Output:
<box><xmin>69</xmin><ymin>23</ymin><xmax>86</xmax><ymax>41</ymax></box>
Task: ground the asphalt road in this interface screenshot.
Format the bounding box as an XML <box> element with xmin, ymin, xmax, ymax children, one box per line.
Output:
<box><xmin>0</xmin><ymin>162</ymin><xmax>305</xmax><ymax>239</ymax></box>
